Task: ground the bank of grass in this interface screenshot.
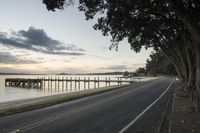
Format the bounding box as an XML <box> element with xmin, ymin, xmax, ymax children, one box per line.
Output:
<box><xmin>0</xmin><ymin>84</ymin><xmax>131</xmax><ymax>117</ymax></box>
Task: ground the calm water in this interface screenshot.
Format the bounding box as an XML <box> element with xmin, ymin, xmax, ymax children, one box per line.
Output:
<box><xmin>0</xmin><ymin>75</ymin><xmax>122</xmax><ymax>103</ymax></box>
<box><xmin>0</xmin><ymin>75</ymin><xmax>154</xmax><ymax>103</ymax></box>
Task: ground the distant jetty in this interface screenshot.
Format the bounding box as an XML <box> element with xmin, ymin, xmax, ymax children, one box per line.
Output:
<box><xmin>5</xmin><ymin>77</ymin><xmax>134</xmax><ymax>90</ymax></box>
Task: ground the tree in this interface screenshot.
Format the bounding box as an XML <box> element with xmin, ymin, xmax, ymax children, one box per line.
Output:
<box><xmin>145</xmin><ymin>51</ymin><xmax>176</xmax><ymax>75</ymax></box>
<box><xmin>135</xmin><ymin>68</ymin><xmax>146</xmax><ymax>74</ymax></box>
<box><xmin>42</xmin><ymin>0</ymin><xmax>200</xmax><ymax>91</ymax></box>
<box><xmin>42</xmin><ymin>0</ymin><xmax>200</xmax><ymax>42</ymax></box>
<box><xmin>123</xmin><ymin>71</ymin><xmax>130</xmax><ymax>77</ymax></box>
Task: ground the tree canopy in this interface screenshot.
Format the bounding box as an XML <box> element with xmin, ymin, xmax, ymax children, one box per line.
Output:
<box><xmin>145</xmin><ymin>51</ymin><xmax>176</xmax><ymax>75</ymax></box>
<box><xmin>43</xmin><ymin>0</ymin><xmax>200</xmax><ymax>92</ymax></box>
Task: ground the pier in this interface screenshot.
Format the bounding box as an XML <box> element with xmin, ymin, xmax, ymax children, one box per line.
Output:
<box><xmin>5</xmin><ymin>77</ymin><xmax>134</xmax><ymax>90</ymax></box>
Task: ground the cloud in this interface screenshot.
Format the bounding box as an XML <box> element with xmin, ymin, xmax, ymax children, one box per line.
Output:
<box><xmin>0</xmin><ymin>52</ymin><xmax>40</xmax><ymax>64</ymax></box>
<box><xmin>106</xmin><ymin>65</ymin><xmax>129</xmax><ymax>70</ymax></box>
<box><xmin>0</xmin><ymin>27</ymin><xmax>85</xmax><ymax>55</ymax></box>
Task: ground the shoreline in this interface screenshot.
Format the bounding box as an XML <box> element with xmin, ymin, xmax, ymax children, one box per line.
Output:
<box><xmin>0</xmin><ymin>84</ymin><xmax>131</xmax><ymax>117</ymax></box>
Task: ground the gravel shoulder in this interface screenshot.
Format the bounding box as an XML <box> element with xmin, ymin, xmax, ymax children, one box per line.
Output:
<box><xmin>160</xmin><ymin>80</ymin><xmax>200</xmax><ymax>133</ymax></box>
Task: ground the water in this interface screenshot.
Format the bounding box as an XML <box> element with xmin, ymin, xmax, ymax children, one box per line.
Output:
<box><xmin>0</xmin><ymin>75</ymin><xmax>123</xmax><ymax>103</ymax></box>
<box><xmin>0</xmin><ymin>75</ymin><xmax>155</xmax><ymax>103</ymax></box>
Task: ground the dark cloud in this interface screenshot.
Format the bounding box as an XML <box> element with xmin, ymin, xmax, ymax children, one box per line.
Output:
<box><xmin>99</xmin><ymin>65</ymin><xmax>129</xmax><ymax>70</ymax></box>
<box><xmin>0</xmin><ymin>27</ymin><xmax>85</xmax><ymax>55</ymax></box>
<box><xmin>0</xmin><ymin>52</ymin><xmax>40</xmax><ymax>64</ymax></box>
<box><xmin>107</xmin><ymin>65</ymin><xmax>129</xmax><ymax>70</ymax></box>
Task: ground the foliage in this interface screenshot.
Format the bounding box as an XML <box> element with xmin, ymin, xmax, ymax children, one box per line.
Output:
<box><xmin>135</xmin><ymin>68</ymin><xmax>146</xmax><ymax>74</ymax></box>
<box><xmin>123</xmin><ymin>71</ymin><xmax>130</xmax><ymax>77</ymax></box>
<box><xmin>145</xmin><ymin>51</ymin><xmax>176</xmax><ymax>75</ymax></box>
<box><xmin>42</xmin><ymin>0</ymin><xmax>200</xmax><ymax>91</ymax></box>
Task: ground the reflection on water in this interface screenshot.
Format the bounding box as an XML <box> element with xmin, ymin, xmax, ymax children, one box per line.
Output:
<box><xmin>0</xmin><ymin>75</ymin><xmax>154</xmax><ymax>103</ymax></box>
<box><xmin>0</xmin><ymin>75</ymin><xmax>123</xmax><ymax>103</ymax></box>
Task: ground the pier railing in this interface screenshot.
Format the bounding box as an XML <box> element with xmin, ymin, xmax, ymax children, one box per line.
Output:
<box><xmin>5</xmin><ymin>77</ymin><xmax>134</xmax><ymax>90</ymax></box>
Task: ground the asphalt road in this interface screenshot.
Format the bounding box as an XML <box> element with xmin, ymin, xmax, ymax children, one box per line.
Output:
<box><xmin>0</xmin><ymin>77</ymin><xmax>174</xmax><ymax>133</ymax></box>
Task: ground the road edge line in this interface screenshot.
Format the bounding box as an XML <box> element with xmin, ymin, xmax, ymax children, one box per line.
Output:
<box><xmin>118</xmin><ymin>78</ymin><xmax>175</xmax><ymax>133</ymax></box>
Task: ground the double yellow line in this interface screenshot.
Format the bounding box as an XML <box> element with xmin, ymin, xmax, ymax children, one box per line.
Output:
<box><xmin>12</xmin><ymin>84</ymin><xmax>143</xmax><ymax>133</ymax></box>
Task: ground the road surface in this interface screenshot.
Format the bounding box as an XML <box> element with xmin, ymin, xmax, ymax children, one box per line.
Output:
<box><xmin>0</xmin><ymin>77</ymin><xmax>174</xmax><ymax>133</ymax></box>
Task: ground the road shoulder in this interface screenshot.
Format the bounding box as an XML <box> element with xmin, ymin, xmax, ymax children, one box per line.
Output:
<box><xmin>160</xmin><ymin>81</ymin><xmax>200</xmax><ymax>133</ymax></box>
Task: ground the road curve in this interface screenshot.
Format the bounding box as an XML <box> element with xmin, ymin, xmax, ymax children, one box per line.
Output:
<box><xmin>0</xmin><ymin>77</ymin><xmax>174</xmax><ymax>133</ymax></box>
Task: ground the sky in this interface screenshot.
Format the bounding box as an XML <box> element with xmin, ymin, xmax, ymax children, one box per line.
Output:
<box><xmin>0</xmin><ymin>0</ymin><xmax>153</xmax><ymax>74</ymax></box>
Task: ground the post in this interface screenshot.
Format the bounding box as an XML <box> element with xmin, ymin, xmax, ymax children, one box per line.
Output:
<box><xmin>88</xmin><ymin>77</ymin><xmax>90</xmax><ymax>89</ymax></box>
<box><xmin>43</xmin><ymin>77</ymin><xmax>45</xmax><ymax>89</ymax></box>
<box><xmin>66</xmin><ymin>77</ymin><xmax>68</xmax><ymax>90</ymax></box>
<box><xmin>109</xmin><ymin>77</ymin><xmax>111</xmax><ymax>87</ymax></box>
<box><xmin>62</xmin><ymin>77</ymin><xmax>64</xmax><ymax>91</ymax></box>
<box><xmin>51</xmin><ymin>77</ymin><xmax>52</xmax><ymax>89</ymax></box>
<box><xmin>75</xmin><ymin>77</ymin><xmax>77</xmax><ymax>91</ymax></box>
<box><xmin>118</xmin><ymin>78</ymin><xmax>120</xmax><ymax>86</ymax></box>
<box><xmin>40</xmin><ymin>77</ymin><xmax>43</xmax><ymax>89</ymax></box>
<box><xmin>47</xmin><ymin>77</ymin><xmax>49</xmax><ymax>90</ymax></box>
<box><xmin>58</xmin><ymin>77</ymin><xmax>60</xmax><ymax>91</ymax></box>
<box><xmin>70</xmin><ymin>77</ymin><xmax>72</xmax><ymax>91</ymax></box>
<box><xmin>55</xmin><ymin>77</ymin><xmax>57</xmax><ymax>91</ymax></box>
<box><xmin>105</xmin><ymin>77</ymin><xmax>107</xmax><ymax>87</ymax></box>
<box><xmin>94</xmin><ymin>77</ymin><xmax>96</xmax><ymax>89</ymax></box>
<box><xmin>78</xmin><ymin>77</ymin><xmax>80</xmax><ymax>90</ymax></box>
<box><xmin>98</xmin><ymin>77</ymin><xmax>100</xmax><ymax>88</ymax></box>
<box><xmin>84</xmin><ymin>77</ymin><xmax>86</xmax><ymax>90</ymax></box>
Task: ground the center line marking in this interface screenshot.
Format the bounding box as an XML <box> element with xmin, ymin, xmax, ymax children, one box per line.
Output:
<box><xmin>12</xmin><ymin>81</ymin><xmax>155</xmax><ymax>132</ymax></box>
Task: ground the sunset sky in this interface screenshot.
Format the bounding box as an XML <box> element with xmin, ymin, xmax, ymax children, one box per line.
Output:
<box><xmin>0</xmin><ymin>0</ymin><xmax>152</xmax><ymax>74</ymax></box>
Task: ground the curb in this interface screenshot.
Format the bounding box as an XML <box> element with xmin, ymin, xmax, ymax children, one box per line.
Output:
<box><xmin>157</xmin><ymin>79</ymin><xmax>176</xmax><ymax>133</ymax></box>
<box><xmin>168</xmin><ymin>87</ymin><xmax>176</xmax><ymax>133</ymax></box>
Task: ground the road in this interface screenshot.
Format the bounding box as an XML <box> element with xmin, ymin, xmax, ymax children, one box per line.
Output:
<box><xmin>0</xmin><ymin>77</ymin><xmax>174</xmax><ymax>133</ymax></box>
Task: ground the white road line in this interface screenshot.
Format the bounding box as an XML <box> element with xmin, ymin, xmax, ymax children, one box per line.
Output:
<box><xmin>118</xmin><ymin>79</ymin><xmax>175</xmax><ymax>133</ymax></box>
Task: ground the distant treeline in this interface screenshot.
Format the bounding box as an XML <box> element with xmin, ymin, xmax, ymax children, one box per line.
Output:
<box><xmin>0</xmin><ymin>73</ymin><xmax>45</xmax><ymax>75</ymax></box>
<box><xmin>134</xmin><ymin>51</ymin><xmax>177</xmax><ymax>76</ymax></box>
<box><xmin>57</xmin><ymin>72</ymin><xmax>124</xmax><ymax>75</ymax></box>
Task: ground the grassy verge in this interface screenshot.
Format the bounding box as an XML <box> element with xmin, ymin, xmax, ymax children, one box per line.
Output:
<box><xmin>0</xmin><ymin>84</ymin><xmax>131</xmax><ymax>117</ymax></box>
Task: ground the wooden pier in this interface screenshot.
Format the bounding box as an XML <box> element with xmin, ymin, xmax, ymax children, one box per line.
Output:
<box><xmin>5</xmin><ymin>77</ymin><xmax>134</xmax><ymax>90</ymax></box>
<box><xmin>5</xmin><ymin>78</ymin><xmax>42</xmax><ymax>88</ymax></box>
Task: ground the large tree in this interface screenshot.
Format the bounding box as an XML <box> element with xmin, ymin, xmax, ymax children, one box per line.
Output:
<box><xmin>42</xmin><ymin>0</ymin><xmax>200</xmax><ymax>91</ymax></box>
<box><xmin>145</xmin><ymin>51</ymin><xmax>176</xmax><ymax>75</ymax></box>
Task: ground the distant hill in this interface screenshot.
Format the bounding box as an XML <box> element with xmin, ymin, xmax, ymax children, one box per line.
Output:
<box><xmin>57</xmin><ymin>72</ymin><xmax>124</xmax><ymax>75</ymax></box>
<box><xmin>0</xmin><ymin>72</ymin><xmax>44</xmax><ymax>75</ymax></box>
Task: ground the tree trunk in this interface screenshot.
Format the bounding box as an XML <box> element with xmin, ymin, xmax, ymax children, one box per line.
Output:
<box><xmin>161</xmin><ymin>47</ymin><xmax>184</xmax><ymax>81</ymax></box>
<box><xmin>185</xmin><ymin>44</ymin><xmax>195</xmax><ymax>90</ymax></box>
<box><xmin>195</xmin><ymin>43</ymin><xmax>200</xmax><ymax>90</ymax></box>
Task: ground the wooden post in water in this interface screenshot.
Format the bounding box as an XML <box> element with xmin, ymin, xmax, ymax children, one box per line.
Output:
<box><xmin>75</xmin><ymin>77</ymin><xmax>77</xmax><ymax>91</ymax></box>
<box><xmin>94</xmin><ymin>77</ymin><xmax>96</xmax><ymax>89</ymax></box>
<box><xmin>70</xmin><ymin>77</ymin><xmax>72</xmax><ymax>91</ymax></box>
<box><xmin>84</xmin><ymin>77</ymin><xmax>86</xmax><ymax>90</ymax></box>
<box><xmin>118</xmin><ymin>78</ymin><xmax>120</xmax><ymax>86</ymax></box>
<box><xmin>109</xmin><ymin>77</ymin><xmax>111</xmax><ymax>87</ymax></box>
<box><xmin>88</xmin><ymin>77</ymin><xmax>90</xmax><ymax>89</ymax></box>
<box><xmin>66</xmin><ymin>77</ymin><xmax>68</xmax><ymax>90</ymax></box>
<box><xmin>43</xmin><ymin>77</ymin><xmax>45</xmax><ymax>89</ymax></box>
<box><xmin>40</xmin><ymin>77</ymin><xmax>43</xmax><ymax>89</ymax></box>
<box><xmin>47</xmin><ymin>77</ymin><xmax>49</xmax><ymax>90</ymax></box>
<box><xmin>51</xmin><ymin>77</ymin><xmax>52</xmax><ymax>90</ymax></box>
<box><xmin>62</xmin><ymin>77</ymin><xmax>64</xmax><ymax>91</ymax></box>
<box><xmin>105</xmin><ymin>77</ymin><xmax>107</xmax><ymax>87</ymax></box>
<box><xmin>78</xmin><ymin>77</ymin><xmax>80</xmax><ymax>90</ymax></box>
<box><xmin>58</xmin><ymin>77</ymin><xmax>60</xmax><ymax>91</ymax></box>
<box><xmin>55</xmin><ymin>77</ymin><xmax>57</xmax><ymax>91</ymax></box>
<box><xmin>98</xmin><ymin>77</ymin><xmax>100</xmax><ymax>88</ymax></box>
